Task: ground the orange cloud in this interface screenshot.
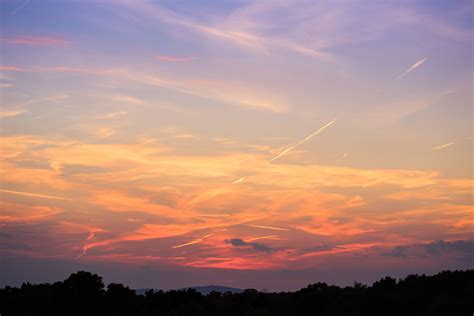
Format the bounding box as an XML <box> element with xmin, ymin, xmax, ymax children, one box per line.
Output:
<box><xmin>0</xmin><ymin>65</ymin><xmax>27</xmax><ymax>71</ymax></box>
<box><xmin>1</xmin><ymin>133</ymin><xmax>472</xmax><ymax>269</ymax></box>
<box><xmin>172</xmin><ymin>234</ymin><xmax>215</xmax><ymax>249</ymax></box>
<box><xmin>0</xmin><ymin>201</ymin><xmax>61</xmax><ymax>223</ymax></box>
<box><xmin>247</xmin><ymin>224</ymin><xmax>290</xmax><ymax>231</ymax></box>
<box><xmin>0</xmin><ymin>109</ymin><xmax>28</xmax><ymax>118</ymax></box>
<box><xmin>0</xmin><ymin>189</ymin><xmax>73</xmax><ymax>201</ymax></box>
<box><xmin>432</xmin><ymin>142</ymin><xmax>455</xmax><ymax>150</ymax></box>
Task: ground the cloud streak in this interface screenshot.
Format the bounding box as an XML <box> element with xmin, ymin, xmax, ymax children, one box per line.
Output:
<box><xmin>3</xmin><ymin>36</ymin><xmax>68</xmax><ymax>46</ymax></box>
<box><xmin>172</xmin><ymin>234</ymin><xmax>215</xmax><ymax>249</ymax></box>
<box><xmin>232</xmin><ymin>177</ymin><xmax>245</xmax><ymax>185</ymax></box>
<box><xmin>246</xmin><ymin>235</ymin><xmax>280</xmax><ymax>242</ymax></box>
<box><xmin>156</xmin><ymin>54</ymin><xmax>198</xmax><ymax>62</ymax></box>
<box><xmin>0</xmin><ymin>64</ymin><xmax>284</xmax><ymax>112</ymax></box>
<box><xmin>432</xmin><ymin>142</ymin><xmax>455</xmax><ymax>150</ymax></box>
<box><xmin>0</xmin><ymin>109</ymin><xmax>28</xmax><ymax>118</ymax></box>
<box><xmin>270</xmin><ymin>119</ymin><xmax>336</xmax><ymax>162</ymax></box>
<box><xmin>118</xmin><ymin>0</ymin><xmax>330</xmax><ymax>61</ymax></box>
<box><xmin>10</xmin><ymin>0</ymin><xmax>29</xmax><ymax>15</ymax></box>
<box><xmin>0</xmin><ymin>189</ymin><xmax>73</xmax><ymax>201</ymax></box>
<box><xmin>94</xmin><ymin>111</ymin><xmax>128</xmax><ymax>119</ymax></box>
<box><xmin>247</xmin><ymin>224</ymin><xmax>290</xmax><ymax>231</ymax></box>
<box><xmin>76</xmin><ymin>231</ymin><xmax>97</xmax><ymax>259</ymax></box>
<box><xmin>396</xmin><ymin>58</ymin><xmax>427</xmax><ymax>80</ymax></box>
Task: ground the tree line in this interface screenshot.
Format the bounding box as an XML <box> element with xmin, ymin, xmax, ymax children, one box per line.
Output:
<box><xmin>0</xmin><ymin>270</ymin><xmax>472</xmax><ymax>315</ymax></box>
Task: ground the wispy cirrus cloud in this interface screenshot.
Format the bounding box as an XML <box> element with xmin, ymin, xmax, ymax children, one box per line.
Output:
<box><xmin>0</xmin><ymin>201</ymin><xmax>61</xmax><ymax>223</ymax></box>
<box><xmin>116</xmin><ymin>0</ymin><xmax>331</xmax><ymax>61</ymax></box>
<box><xmin>0</xmin><ymin>65</ymin><xmax>28</xmax><ymax>72</ymax></box>
<box><xmin>94</xmin><ymin>111</ymin><xmax>128</xmax><ymax>119</ymax></box>
<box><xmin>0</xmin><ymin>0</ymin><xmax>472</xmax><ymax>284</ymax></box>
<box><xmin>0</xmin><ymin>108</ymin><xmax>28</xmax><ymax>118</ymax></box>
<box><xmin>0</xmin><ymin>189</ymin><xmax>73</xmax><ymax>201</ymax></box>
<box><xmin>10</xmin><ymin>0</ymin><xmax>29</xmax><ymax>15</ymax></box>
<box><xmin>111</xmin><ymin>95</ymin><xmax>146</xmax><ymax>106</ymax></box>
<box><xmin>392</xmin><ymin>7</ymin><xmax>473</xmax><ymax>42</ymax></box>
<box><xmin>1</xmin><ymin>133</ymin><xmax>472</xmax><ymax>268</ymax></box>
<box><xmin>0</xmin><ymin>64</ymin><xmax>285</xmax><ymax>112</ymax></box>
<box><xmin>156</xmin><ymin>54</ymin><xmax>198</xmax><ymax>62</ymax></box>
<box><xmin>61</xmin><ymin>222</ymin><xmax>107</xmax><ymax>259</ymax></box>
<box><xmin>3</xmin><ymin>36</ymin><xmax>68</xmax><ymax>46</ymax></box>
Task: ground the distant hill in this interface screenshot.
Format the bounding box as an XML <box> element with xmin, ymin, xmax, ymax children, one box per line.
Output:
<box><xmin>181</xmin><ymin>285</ymin><xmax>244</xmax><ymax>295</ymax></box>
<box><xmin>135</xmin><ymin>285</ymin><xmax>243</xmax><ymax>295</ymax></box>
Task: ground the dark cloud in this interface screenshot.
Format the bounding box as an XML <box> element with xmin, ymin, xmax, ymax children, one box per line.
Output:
<box><xmin>426</xmin><ymin>240</ymin><xmax>473</xmax><ymax>255</ymax></box>
<box><xmin>304</xmin><ymin>244</ymin><xmax>335</xmax><ymax>252</ymax></box>
<box><xmin>229</xmin><ymin>239</ymin><xmax>246</xmax><ymax>246</ymax></box>
<box><xmin>0</xmin><ymin>242</ymin><xmax>31</xmax><ymax>251</ymax></box>
<box><xmin>227</xmin><ymin>238</ymin><xmax>274</xmax><ymax>252</ymax></box>
<box><xmin>386</xmin><ymin>245</ymin><xmax>408</xmax><ymax>258</ymax></box>
<box><xmin>382</xmin><ymin>240</ymin><xmax>474</xmax><ymax>260</ymax></box>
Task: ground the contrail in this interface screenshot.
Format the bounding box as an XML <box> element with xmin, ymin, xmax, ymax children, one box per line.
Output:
<box><xmin>246</xmin><ymin>235</ymin><xmax>280</xmax><ymax>242</ymax></box>
<box><xmin>172</xmin><ymin>234</ymin><xmax>214</xmax><ymax>249</ymax></box>
<box><xmin>11</xmin><ymin>0</ymin><xmax>29</xmax><ymax>15</ymax></box>
<box><xmin>396</xmin><ymin>58</ymin><xmax>427</xmax><ymax>80</ymax></box>
<box><xmin>0</xmin><ymin>189</ymin><xmax>73</xmax><ymax>201</ymax></box>
<box><xmin>247</xmin><ymin>224</ymin><xmax>290</xmax><ymax>231</ymax></box>
<box><xmin>76</xmin><ymin>232</ymin><xmax>96</xmax><ymax>259</ymax></box>
<box><xmin>269</xmin><ymin>119</ymin><xmax>336</xmax><ymax>162</ymax></box>
<box><xmin>232</xmin><ymin>177</ymin><xmax>245</xmax><ymax>184</ymax></box>
<box><xmin>432</xmin><ymin>142</ymin><xmax>455</xmax><ymax>150</ymax></box>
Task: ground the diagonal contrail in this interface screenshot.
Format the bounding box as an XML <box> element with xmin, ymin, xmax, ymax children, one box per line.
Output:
<box><xmin>396</xmin><ymin>58</ymin><xmax>427</xmax><ymax>80</ymax></box>
<box><xmin>232</xmin><ymin>177</ymin><xmax>245</xmax><ymax>184</ymax></box>
<box><xmin>172</xmin><ymin>234</ymin><xmax>215</xmax><ymax>249</ymax></box>
<box><xmin>247</xmin><ymin>224</ymin><xmax>290</xmax><ymax>231</ymax></box>
<box><xmin>0</xmin><ymin>189</ymin><xmax>73</xmax><ymax>201</ymax></box>
<box><xmin>269</xmin><ymin>119</ymin><xmax>336</xmax><ymax>162</ymax></box>
<box><xmin>246</xmin><ymin>235</ymin><xmax>280</xmax><ymax>242</ymax></box>
<box><xmin>11</xmin><ymin>0</ymin><xmax>29</xmax><ymax>15</ymax></box>
<box><xmin>432</xmin><ymin>142</ymin><xmax>454</xmax><ymax>150</ymax></box>
<box><xmin>76</xmin><ymin>231</ymin><xmax>97</xmax><ymax>259</ymax></box>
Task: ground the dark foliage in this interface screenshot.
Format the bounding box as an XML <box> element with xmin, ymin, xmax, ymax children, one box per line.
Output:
<box><xmin>1</xmin><ymin>270</ymin><xmax>472</xmax><ymax>315</ymax></box>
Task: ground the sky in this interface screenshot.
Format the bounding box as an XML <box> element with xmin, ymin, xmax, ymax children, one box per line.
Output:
<box><xmin>0</xmin><ymin>0</ymin><xmax>473</xmax><ymax>291</ymax></box>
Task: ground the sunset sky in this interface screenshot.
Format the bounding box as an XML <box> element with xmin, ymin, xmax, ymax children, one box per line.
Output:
<box><xmin>0</xmin><ymin>0</ymin><xmax>473</xmax><ymax>291</ymax></box>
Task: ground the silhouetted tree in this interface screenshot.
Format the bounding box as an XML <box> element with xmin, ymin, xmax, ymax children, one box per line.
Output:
<box><xmin>0</xmin><ymin>270</ymin><xmax>473</xmax><ymax>316</ymax></box>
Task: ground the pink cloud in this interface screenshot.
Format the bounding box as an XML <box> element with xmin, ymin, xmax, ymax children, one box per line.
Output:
<box><xmin>3</xmin><ymin>36</ymin><xmax>68</xmax><ymax>46</ymax></box>
<box><xmin>156</xmin><ymin>54</ymin><xmax>198</xmax><ymax>62</ymax></box>
<box><xmin>0</xmin><ymin>65</ymin><xmax>27</xmax><ymax>71</ymax></box>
